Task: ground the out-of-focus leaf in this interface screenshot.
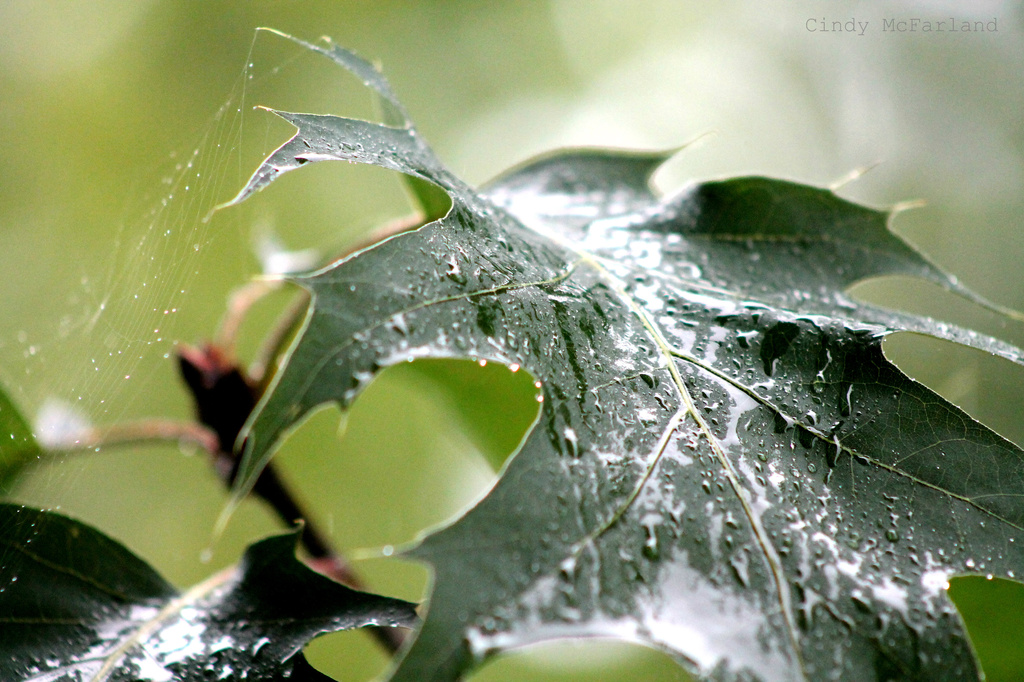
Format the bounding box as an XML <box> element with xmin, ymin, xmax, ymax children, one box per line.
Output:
<box><xmin>0</xmin><ymin>503</ymin><xmax>417</xmax><ymax>682</ymax></box>
<box><xmin>223</xmin><ymin>33</ymin><xmax>1024</xmax><ymax>682</ymax></box>
<box><xmin>401</xmin><ymin>359</ymin><xmax>540</xmax><ymax>470</ymax></box>
<box><xmin>0</xmin><ymin>383</ymin><xmax>40</xmax><ymax>493</ymax></box>
<box><xmin>402</xmin><ymin>174</ymin><xmax>453</xmax><ymax>225</ymax></box>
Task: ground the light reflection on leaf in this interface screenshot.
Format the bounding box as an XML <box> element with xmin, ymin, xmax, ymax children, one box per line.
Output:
<box><xmin>225</xmin><ymin>32</ymin><xmax>1024</xmax><ymax>682</ymax></box>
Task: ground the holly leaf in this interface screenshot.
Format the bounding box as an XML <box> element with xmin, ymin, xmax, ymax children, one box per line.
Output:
<box><xmin>223</xmin><ymin>33</ymin><xmax>1024</xmax><ymax>681</ymax></box>
<box><xmin>0</xmin><ymin>503</ymin><xmax>417</xmax><ymax>682</ymax></box>
<box><xmin>0</xmin><ymin>383</ymin><xmax>41</xmax><ymax>494</ymax></box>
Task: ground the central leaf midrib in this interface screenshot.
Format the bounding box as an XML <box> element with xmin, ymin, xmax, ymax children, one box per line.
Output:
<box><xmin>568</xmin><ymin>249</ymin><xmax>809</xmax><ymax>679</ymax></box>
<box><xmin>89</xmin><ymin>565</ymin><xmax>236</xmax><ymax>682</ymax></box>
<box><xmin>0</xmin><ymin>538</ymin><xmax>140</xmax><ymax>603</ymax></box>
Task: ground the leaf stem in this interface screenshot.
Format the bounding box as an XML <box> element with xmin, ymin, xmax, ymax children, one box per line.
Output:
<box><xmin>214</xmin><ymin>279</ymin><xmax>284</xmax><ymax>358</ymax></box>
<box><xmin>41</xmin><ymin>419</ymin><xmax>219</xmax><ymax>455</ymax></box>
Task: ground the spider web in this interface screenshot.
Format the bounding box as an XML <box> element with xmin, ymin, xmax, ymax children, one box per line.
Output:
<box><xmin>0</xmin><ymin>32</ymin><xmax>335</xmax><ymax>567</ymax></box>
<box><xmin>0</xmin><ymin>23</ymin><xmax>489</xmax><ymax>607</ymax></box>
<box><xmin>0</xmin><ymin>28</ymin><xmax>517</xmax><ymax>682</ymax></box>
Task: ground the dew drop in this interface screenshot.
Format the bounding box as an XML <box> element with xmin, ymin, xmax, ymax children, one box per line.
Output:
<box><xmin>643</xmin><ymin>534</ymin><xmax>660</xmax><ymax>561</ymax></box>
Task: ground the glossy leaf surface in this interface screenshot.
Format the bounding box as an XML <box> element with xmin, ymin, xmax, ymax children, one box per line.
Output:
<box><xmin>225</xmin><ymin>34</ymin><xmax>1024</xmax><ymax>682</ymax></box>
<box><xmin>0</xmin><ymin>504</ymin><xmax>417</xmax><ymax>682</ymax></box>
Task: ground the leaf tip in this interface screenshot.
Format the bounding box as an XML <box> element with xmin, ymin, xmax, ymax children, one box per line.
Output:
<box><xmin>677</xmin><ymin>128</ymin><xmax>718</xmax><ymax>154</ymax></box>
<box><xmin>891</xmin><ymin>197</ymin><xmax>928</xmax><ymax>214</ymax></box>
<box><xmin>254</xmin><ymin>26</ymin><xmax>287</xmax><ymax>38</ymax></box>
<box><xmin>255</xmin><ymin>26</ymin><xmax>316</xmax><ymax>52</ymax></box>
<box><xmin>212</xmin><ymin>497</ymin><xmax>241</xmax><ymax>542</ymax></box>
<box><xmin>829</xmin><ymin>160</ymin><xmax>883</xmax><ymax>191</ymax></box>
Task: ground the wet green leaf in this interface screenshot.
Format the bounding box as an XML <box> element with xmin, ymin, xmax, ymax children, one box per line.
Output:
<box><xmin>0</xmin><ymin>503</ymin><xmax>417</xmax><ymax>682</ymax></box>
<box><xmin>0</xmin><ymin>383</ymin><xmax>40</xmax><ymax>493</ymax></box>
<box><xmin>225</xmin><ymin>33</ymin><xmax>1024</xmax><ymax>682</ymax></box>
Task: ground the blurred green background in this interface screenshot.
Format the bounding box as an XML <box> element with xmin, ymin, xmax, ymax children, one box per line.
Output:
<box><xmin>2</xmin><ymin>1</ymin><xmax>1024</xmax><ymax>680</ymax></box>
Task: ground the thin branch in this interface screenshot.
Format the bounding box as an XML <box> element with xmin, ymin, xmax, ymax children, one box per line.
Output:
<box><xmin>253</xmin><ymin>463</ymin><xmax>409</xmax><ymax>653</ymax></box>
<box><xmin>42</xmin><ymin>413</ymin><xmax>409</xmax><ymax>654</ymax></box>
<box><xmin>178</xmin><ymin>342</ymin><xmax>409</xmax><ymax>654</ymax></box>
<box><xmin>214</xmin><ymin>279</ymin><xmax>284</xmax><ymax>357</ymax></box>
<box><xmin>42</xmin><ymin>419</ymin><xmax>219</xmax><ymax>456</ymax></box>
<box><xmin>249</xmin><ymin>289</ymin><xmax>310</xmax><ymax>387</ymax></box>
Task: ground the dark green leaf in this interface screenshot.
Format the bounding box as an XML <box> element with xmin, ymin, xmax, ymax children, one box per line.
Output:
<box><xmin>224</xmin><ymin>33</ymin><xmax>1024</xmax><ymax>682</ymax></box>
<box><xmin>0</xmin><ymin>503</ymin><xmax>417</xmax><ymax>682</ymax></box>
<box><xmin>0</xmin><ymin>383</ymin><xmax>41</xmax><ymax>493</ymax></box>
